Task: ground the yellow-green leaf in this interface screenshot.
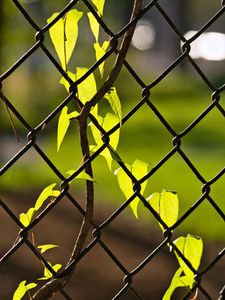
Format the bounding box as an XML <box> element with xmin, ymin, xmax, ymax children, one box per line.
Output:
<box><xmin>19</xmin><ymin>184</ymin><xmax>60</xmax><ymax>227</ymax></box>
<box><xmin>39</xmin><ymin>262</ymin><xmax>62</xmax><ymax>281</ymax></box>
<box><xmin>163</xmin><ymin>268</ymin><xmax>184</xmax><ymax>300</ymax></box>
<box><xmin>91</xmin><ymin>0</ymin><xmax>105</xmax><ymax>16</ymax></box>
<box><xmin>60</xmin><ymin>71</ymin><xmax>75</xmax><ymax>92</ymax></box>
<box><xmin>174</xmin><ymin>234</ymin><xmax>203</xmax><ymax>284</ymax></box>
<box><xmin>94</xmin><ymin>41</ymin><xmax>110</xmax><ymax>76</ymax></box>
<box><xmin>114</xmin><ymin>159</ymin><xmax>149</xmax><ymax>218</ymax></box>
<box><xmin>26</xmin><ymin>282</ymin><xmax>37</xmax><ymax>290</ymax></box>
<box><xmin>75</xmin><ymin>67</ymin><xmax>97</xmax><ymax>107</ymax></box>
<box><xmin>163</xmin><ymin>235</ymin><xmax>203</xmax><ymax>299</ymax></box>
<box><xmin>105</xmin><ymin>87</ymin><xmax>122</xmax><ymax>125</ymax></box>
<box><xmin>34</xmin><ymin>183</ymin><xmax>60</xmax><ymax>211</ymax></box>
<box><xmin>13</xmin><ymin>281</ymin><xmax>27</xmax><ymax>300</ymax></box>
<box><xmin>67</xmin><ymin>170</ymin><xmax>95</xmax><ymax>182</ymax></box>
<box><xmin>57</xmin><ymin>106</ymin><xmax>69</xmax><ymax>151</ymax></box>
<box><xmin>90</xmin><ymin>113</ymin><xmax>120</xmax><ymax>170</ymax></box>
<box><xmin>47</xmin><ymin>9</ymin><xmax>83</xmax><ymax>70</ymax></box>
<box><xmin>88</xmin><ymin>0</ymin><xmax>106</xmax><ymax>42</ymax></box>
<box><xmin>147</xmin><ymin>190</ymin><xmax>179</xmax><ymax>230</ymax></box>
<box><xmin>60</xmin><ymin>69</ymin><xmax>98</xmax><ymax>117</ymax></box>
<box><xmin>13</xmin><ymin>281</ymin><xmax>37</xmax><ymax>300</ymax></box>
<box><xmin>114</xmin><ymin>164</ymin><xmax>132</xmax><ymax>199</ymax></box>
<box><xmin>87</xmin><ymin>12</ymin><xmax>100</xmax><ymax>42</ymax></box>
<box><xmin>89</xmin><ymin>144</ymin><xmax>113</xmax><ymax>170</ymax></box>
<box><xmin>37</xmin><ymin>244</ymin><xmax>60</xmax><ymax>254</ymax></box>
<box><xmin>19</xmin><ymin>207</ymin><xmax>36</xmax><ymax>227</ymax></box>
<box><xmin>57</xmin><ymin>106</ymin><xmax>79</xmax><ymax>151</ymax></box>
<box><xmin>102</xmin><ymin>113</ymin><xmax>120</xmax><ymax>150</ymax></box>
<box><xmin>130</xmin><ymin>159</ymin><xmax>149</xmax><ymax>217</ymax></box>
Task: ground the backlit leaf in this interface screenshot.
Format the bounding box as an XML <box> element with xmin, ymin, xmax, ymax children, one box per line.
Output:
<box><xmin>19</xmin><ymin>184</ymin><xmax>60</xmax><ymax>227</ymax></box>
<box><xmin>13</xmin><ymin>281</ymin><xmax>37</xmax><ymax>300</ymax></box>
<box><xmin>57</xmin><ymin>106</ymin><xmax>79</xmax><ymax>151</ymax></box>
<box><xmin>102</xmin><ymin>113</ymin><xmax>120</xmax><ymax>150</ymax></box>
<box><xmin>39</xmin><ymin>262</ymin><xmax>62</xmax><ymax>281</ymax></box>
<box><xmin>37</xmin><ymin>244</ymin><xmax>60</xmax><ymax>254</ymax></box>
<box><xmin>60</xmin><ymin>69</ymin><xmax>98</xmax><ymax>117</ymax></box>
<box><xmin>162</xmin><ymin>268</ymin><xmax>184</xmax><ymax>300</ymax></box>
<box><xmin>89</xmin><ymin>144</ymin><xmax>113</xmax><ymax>170</ymax></box>
<box><xmin>163</xmin><ymin>235</ymin><xmax>203</xmax><ymax>299</ymax></box>
<box><xmin>91</xmin><ymin>0</ymin><xmax>105</xmax><ymax>16</ymax></box>
<box><xmin>104</xmin><ymin>87</ymin><xmax>122</xmax><ymax>125</ymax></box>
<box><xmin>72</xmin><ymin>67</ymin><xmax>98</xmax><ymax>117</ymax></box>
<box><xmin>67</xmin><ymin>170</ymin><xmax>95</xmax><ymax>182</ymax></box>
<box><xmin>75</xmin><ymin>67</ymin><xmax>97</xmax><ymax>105</ymax></box>
<box><xmin>88</xmin><ymin>0</ymin><xmax>106</xmax><ymax>42</ymax></box>
<box><xmin>94</xmin><ymin>41</ymin><xmax>110</xmax><ymax>76</ymax></box>
<box><xmin>60</xmin><ymin>71</ymin><xmax>75</xmax><ymax>92</ymax></box>
<box><xmin>19</xmin><ymin>207</ymin><xmax>36</xmax><ymax>227</ymax></box>
<box><xmin>130</xmin><ymin>159</ymin><xmax>149</xmax><ymax>217</ymax></box>
<box><xmin>25</xmin><ymin>282</ymin><xmax>37</xmax><ymax>290</ymax></box>
<box><xmin>114</xmin><ymin>159</ymin><xmax>149</xmax><ymax>218</ymax></box>
<box><xmin>87</xmin><ymin>12</ymin><xmax>100</xmax><ymax>42</ymax></box>
<box><xmin>173</xmin><ymin>234</ymin><xmax>203</xmax><ymax>283</ymax></box>
<box><xmin>57</xmin><ymin>106</ymin><xmax>70</xmax><ymax>151</ymax></box>
<box><xmin>47</xmin><ymin>9</ymin><xmax>83</xmax><ymax>70</ymax></box>
<box><xmin>147</xmin><ymin>190</ymin><xmax>179</xmax><ymax>230</ymax></box>
<box><xmin>90</xmin><ymin>113</ymin><xmax>120</xmax><ymax>170</ymax></box>
<box><xmin>34</xmin><ymin>183</ymin><xmax>60</xmax><ymax>211</ymax></box>
<box><xmin>13</xmin><ymin>281</ymin><xmax>27</xmax><ymax>300</ymax></box>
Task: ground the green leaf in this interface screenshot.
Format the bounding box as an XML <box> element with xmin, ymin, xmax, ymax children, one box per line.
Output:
<box><xmin>26</xmin><ymin>282</ymin><xmax>37</xmax><ymax>290</ymax></box>
<box><xmin>60</xmin><ymin>71</ymin><xmax>75</xmax><ymax>92</ymax></box>
<box><xmin>90</xmin><ymin>113</ymin><xmax>120</xmax><ymax>170</ymax></box>
<box><xmin>13</xmin><ymin>281</ymin><xmax>27</xmax><ymax>300</ymax></box>
<box><xmin>102</xmin><ymin>113</ymin><xmax>120</xmax><ymax>150</ymax></box>
<box><xmin>37</xmin><ymin>244</ymin><xmax>60</xmax><ymax>254</ymax></box>
<box><xmin>163</xmin><ymin>235</ymin><xmax>203</xmax><ymax>299</ymax></box>
<box><xmin>47</xmin><ymin>9</ymin><xmax>83</xmax><ymax>70</ymax></box>
<box><xmin>94</xmin><ymin>41</ymin><xmax>110</xmax><ymax>76</ymax></box>
<box><xmin>91</xmin><ymin>0</ymin><xmax>105</xmax><ymax>16</ymax></box>
<box><xmin>60</xmin><ymin>69</ymin><xmax>98</xmax><ymax>116</ymax></box>
<box><xmin>13</xmin><ymin>281</ymin><xmax>37</xmax><ymax>300</ymax></box>
<box><xmin>57</xmin><ymin>106</ymin><xmax>79</xmax><ymax>151</ymax></box>
<box><xmin>147</xmin><ymin>190</ymin><xmax>179</xmax><ymax>230</ymax></box>
<box><xmin>19</xmin><ymin>184</ymin><xmax>60</xmax><ymax>227</ymax></box>
<box><xmin>87</xmin><ymin>0</ymin><xmax>106</xmax><ymax>42</ymax></box>
<box><xmin>130</xmin><ymin>160</ymin><xmax>149</xmax><ymax>217</ymax></box>
<box><xmin>67</xmin><ymin>170</ymin><xmax>95</xmax><ymax>182</ymax></box>
<box><xmin>162</xmin><ymin>268</ymin><xmax>184</xmax><ymax>300</ymax></box>
<box><xmin>75</xmin><ymin>67</ymin><xmax>98</xmax><ymax>112</ymax></box>
<box><xmin>104</xmin><ymin>87</ymin><xmax>122</xmax><ymax>125</ymax></box>
<box><xmin>174</xmin><ymin>234</ymin><xmax>203</xmax><ymax>284</ymax></box>
<box><xmin>114</xmin><ymin>159</ymin><xmax>149</xmax><ymax>218</ymax></box>
<box><xmin>34</xmin><ymin>183</ymin><xmax>60</xmax><ymax>211</ymax></box>
<box><xmin>87</xmin><ymin>12</ymin><xmax>100</xmax><ymax>42</ymax></box>
<box><xmin>19</xmin><ymin>207</ymin><xmax>36</xmax><ymax>227</ymax></box>
<box><xmin>57</xmin><ymin>106</ymin><xmax>70</xmax><ymax>151</ymax></box>
<box><xmin>39</xmin><ymin>262</ymin><xmax>62</xmax><ymax>281</ymax></box>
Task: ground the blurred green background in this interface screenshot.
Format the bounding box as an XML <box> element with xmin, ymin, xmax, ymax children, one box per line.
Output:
<box><xmin>0</xmin><ymin>0</ymin><xmax>225</xmax><ymax>242</ymax></box>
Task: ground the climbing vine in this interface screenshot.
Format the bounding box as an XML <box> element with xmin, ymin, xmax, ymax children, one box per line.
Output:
<box><xmin>13</xmin><ymin>1</ymin><xmax>203</xmax><ymax>299</ymax></box>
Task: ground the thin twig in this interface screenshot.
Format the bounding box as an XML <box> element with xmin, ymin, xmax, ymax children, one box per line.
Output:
<box><xmin>0</xmin><ymin>91</ymin><xmax>20</xmax><ymax>144</ymax></box>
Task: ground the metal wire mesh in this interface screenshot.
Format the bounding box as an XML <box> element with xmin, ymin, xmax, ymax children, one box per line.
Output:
<box><xmin>0</xmin><ymin>0</ymin><xmax>225</xmax><ymax>299</ymax></box>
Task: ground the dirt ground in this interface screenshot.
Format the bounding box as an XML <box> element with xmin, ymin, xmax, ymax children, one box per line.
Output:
<box><xmin>0</xmin><ymin>192</ymin><xmax>224</xmax><ymax>299</ymax></box>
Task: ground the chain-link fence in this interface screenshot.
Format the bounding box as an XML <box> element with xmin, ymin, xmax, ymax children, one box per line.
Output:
<box><xmin>0</xmin><ymin>0</ymin><xmax>225</xmax><ymax>299</ymax></box>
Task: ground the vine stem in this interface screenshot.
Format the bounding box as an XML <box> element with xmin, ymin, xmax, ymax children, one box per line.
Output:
<box><xmin>32</xmin><ymin>1</ymin><xmax>142</xmax><ymax>298</ymax></box>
